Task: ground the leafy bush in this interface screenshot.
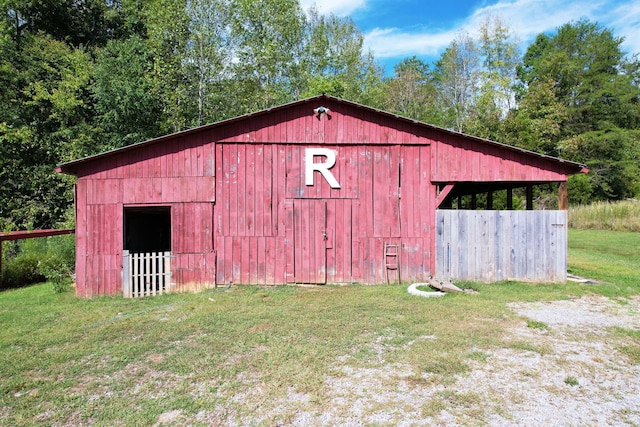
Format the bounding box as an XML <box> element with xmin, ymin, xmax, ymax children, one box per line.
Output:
<box><xmin>1</xmin><ymin>252</ymin><xmax>46</xmax><ymax>289</ymax></box>
<box><xmin>39</xmin><ymin>254</ymin><xmax>72</xmax><ymax>293</ymax></box>
<box><xmin>1</xmin><ymin>235</ymin><xmax>75</xmax><ymax>292</ymax></box>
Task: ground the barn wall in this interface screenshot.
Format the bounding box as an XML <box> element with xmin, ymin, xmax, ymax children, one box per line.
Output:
<box><xmin>74</xmin><ymin>103</ymin><xmax>438</xmax><ymax>295</ymax></box>
<box><xmin>171</xmin><ymin>202</ymin><xmax>216</xmax><ymax>292</ymax></box>
<box><xmin>212</xmin><ymin>142</ymin><xmax>433</xmax><ymax>285</ymax></box>
<box><xmin>74</xmin><ymin>131</ymin><xmax>217</xmax><ymax>296</ymax></box>
<box><xmin>75</xmin><ymin>180</ymin><xmax>124</xmax><ymax>297</ymax></box>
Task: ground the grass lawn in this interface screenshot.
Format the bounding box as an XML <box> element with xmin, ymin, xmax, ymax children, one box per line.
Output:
<box><xmin>0</xmin><ymin>230</ymin><xmax>638</xmax><ymax>425</ymax></box>
<box><xmin>568</xmin><ymin>228</ymin><xmax>640</xmax><ymax>295</ymax></box>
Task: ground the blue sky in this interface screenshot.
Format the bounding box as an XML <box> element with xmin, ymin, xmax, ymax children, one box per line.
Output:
<box><xmin>300</xmin><ymin>0</ymin><xmax>640</xmax><ymax>74</ymax></box>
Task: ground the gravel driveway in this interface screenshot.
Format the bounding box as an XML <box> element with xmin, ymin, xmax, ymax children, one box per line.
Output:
<box><xmin>251</xmin><ymin>295</ymin><xmax>640</xmax><ymax>426</ymax></box>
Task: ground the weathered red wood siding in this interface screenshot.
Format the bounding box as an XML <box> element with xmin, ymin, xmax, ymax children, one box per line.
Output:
<box><xmin>72</xmin><ymin>99</ymin><xmax>436</xmax><ymax>295</ymax></box>
<box><xmin>432</xmin><ymin>135</ymin><xmax>572</xmax><ymax>182</ymax></box>
<box><xmin>64</xmin><ymin>95</ymin><xmax>582</xmax><ymax>296</ymax></box>
<box><xmin>211</xmin><ymin>100</ymin><xmax>435</xmax><ymax>285</ymax></box>
<box><xmin>73</xmin><ymin>133</ymin><xmax>216</xmax><ymax>297</ymax></box>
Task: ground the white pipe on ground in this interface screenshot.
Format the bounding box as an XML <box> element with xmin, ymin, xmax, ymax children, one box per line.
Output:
<box><xmin>408</xmin><ymin>283</ymin><xmax>446</xmax><ymax>298</ymax></box>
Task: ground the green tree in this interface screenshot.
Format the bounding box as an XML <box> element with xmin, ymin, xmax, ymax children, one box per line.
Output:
<box><xmin>302</xmin><ymin>9</ymin><xmax>384</xmax><ymax>106</ymax></box>
<box><xmin>383</xmin><ymin>57</ymin><xmax>439</xmax><ymax>122</ymax></box>
<box><xmin>229</xmin><ymin>0</ymin><xmax>306</xmax><ymax>111</ymax></box>
<box><xmin>519</xmin><ymin>19</ymin><xmax>639</xmax><ymax>136</ymax></box>
<box><xmin>1</xmin><ymin>0</ymin><xmax>140</xmax><ymax>49</ymax></box>
<box><xmin>0</xmin><ymin>32</ymin><xmax>90</xmax><ymax>229</ymax></box>
<box><xmin>471</xmin><ymin>16</ymin><xmax>520</xmax><ymax>139</ymax></box>
<box><xmin>517</xmin><ymin>19</ymin><xmax>640</xmax><ymax>200</ymax></box>
<box><xmin>92</xmin><ymin>35</ymin><xmax>164</xmax><ymax>150</ymax></box>
<box><xmin>138</xmin><ymin>0</ymin><xmax>191</xmax><ymax>133</ymax></box>
<box><xmin>501</xmin><ymin>78</ymin><xmax>568</xmax><ymax>154</ymax></box>
<box><xmin>0</xmin><ymin>0</ymin><xmax>151</xmax><ymax>229</ymax></box>
<box><xmin>559</xmin><ymin>127</ymin><xmax>640</xmax><ymax>199</ymax></box>
<box><xmin>184</xmin><ymin>0</ymin><xmax>233</xmax><ymax>125</ymax></box>
<box><xmin>432</xmin><ymin>32</ymin><xmax>480</xmax><ymax>132</ymax></box>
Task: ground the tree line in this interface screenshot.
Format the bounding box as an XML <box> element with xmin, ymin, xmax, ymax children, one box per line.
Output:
<box><xmin>1</xmin><ymin>0</ymin><xmax>638</xmax><ymax>231</ymax></box>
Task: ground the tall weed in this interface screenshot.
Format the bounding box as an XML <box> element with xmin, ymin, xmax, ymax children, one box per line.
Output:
<box><xmin>569</xmin><ymin>199</ymin><xmax>640</xmax><ymax>232</ymax></box>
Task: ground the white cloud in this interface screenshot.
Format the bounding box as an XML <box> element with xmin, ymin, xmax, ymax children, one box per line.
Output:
<box><xmin>364</xmin><ymin>27</ymin><xmax>458</xmax><ymax>58</ymax></box>
<box><xmin>299</xmin><ymin>0</ymin><xmax>367</xmax><ymax>16</ymax></box>
<box><xmin>464</xmin><ymin>0</ymin><xmax>607</xmax><ymax>40</ymax></box>
<box><xmin>606</xmin><ymin>2</ymin><xmax>640</xmax><ymax>55</ymax></box>
<box><xmin>362</xmin><ymin>0</ymin><xmax>640</xmax><ymax>61</ymax></box>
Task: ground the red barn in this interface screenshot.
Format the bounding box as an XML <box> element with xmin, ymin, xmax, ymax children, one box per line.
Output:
<box><xmin>58</xmin><ymin>95</ymin><xmax>585</xmax><ymax>297</ymax></box>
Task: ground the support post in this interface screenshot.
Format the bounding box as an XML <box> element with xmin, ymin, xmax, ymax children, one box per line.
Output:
<box><xmin>526</xmin><ymin>185</ymin><xmax>533</xmax><ymax>210</ymax></box>
<box><xmin>487</xmin><ymin>191</ymin><xmax>493</xmax><ymax>210</ymax></box>
<box><xmin>558</xmin><ymin>182</ymin><xmax>568</xmax><ymax>210</ymax></box>
<box><xmin>507</xmin><ymin>188</ymin><xmax>513</xmax><ymax>210</ymax></box>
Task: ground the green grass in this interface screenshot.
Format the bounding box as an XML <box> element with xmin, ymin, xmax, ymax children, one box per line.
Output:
<box><xmin>568</xmin><ymin>229</ymin><xmax>640</xmax><ymax>296</ymax></box>
<box><xmin>508</xmin><ymin>340</ymin><xmax>554</xmax><ymax>355</ymax></box>
<box><xmin>564</xmin><ymin>376</ymin><xmax>579</xmax><ymax>386</ymax></box>
<box><xmin>612</xmin><ymin>327</ymin><xmax>640</xmax><ymax>364</ymax></box>
<box><xmin>526</xmin><ymin>320</ymin><xmax>550</xmax><ymax>330</ymax></box>
<box><xmin>0</xmin><ymin>229</ymin><xmax>639</xmax><ymax>425</ymax></box>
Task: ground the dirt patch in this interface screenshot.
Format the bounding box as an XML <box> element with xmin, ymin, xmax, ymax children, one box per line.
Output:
<box><xmin>154</xmin><ymin>409</ymin><xmax>183</xmax><ymax>426</ymax></box>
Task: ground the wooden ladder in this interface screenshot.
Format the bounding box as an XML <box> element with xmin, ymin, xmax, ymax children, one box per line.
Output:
<box><xmin>384</xmin><ymin>243</ymin><xmax>400</xmax><ymax>284</ymax></box>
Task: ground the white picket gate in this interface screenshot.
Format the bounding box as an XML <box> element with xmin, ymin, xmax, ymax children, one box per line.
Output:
<box><xmin>122</xmin><ymin>250</ymin><xmax>173</xmax><ymax>298</ymax></box>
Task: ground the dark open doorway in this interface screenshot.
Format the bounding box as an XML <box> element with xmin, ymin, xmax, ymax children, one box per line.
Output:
<box><xmin>123</xmin><ymin>206</ymin><xmax>172</xmax><ymax>297</ymax></box>
<box><xmin>124</xmin><ymin>207</ymin><xmax>171</xmax><ymax>253</ymax></box>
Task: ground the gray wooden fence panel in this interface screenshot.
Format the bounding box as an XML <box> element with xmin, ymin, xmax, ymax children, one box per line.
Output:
<box><xmin>436</xmin><ymin>210</ymin><xmax>567</xmax><ymax>283</ymax></box>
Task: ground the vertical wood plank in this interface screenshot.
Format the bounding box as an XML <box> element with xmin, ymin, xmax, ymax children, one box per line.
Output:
<box><xmin>248</xmin><ymin>236</ymin><xmax>257</xmax><ymax>284</ymax></box>
<box><xmin>326</xmin><ymin>199</ymin><xmax>337</xmax><ymax>282</ymax></box>
<box><xmin>226</xmin><ymin>236</ymin><xmax>235</xmax><ymax>284</ymax></box>
<box><xmin>246</xmin><ymin>144</ymin><xmax>256</xmax><ymax>236</ymax></box>
<box><xmin>122</xmin><ymin>250</ymin><xmax>130</xmax><ymax>297</ymax></box>
<box><xmin>257</xmin><ymin>236</ymin><xmax>266</xmax><ymax>285</ymax></box>
<box><xmin>273</xmin><ymin>144</ymin><xmax>285</xmax><ymax>235</ymax></box>
<box><xmin>284</xmin><ymin>200</ymin><xmax>294</xmax><ymax>282</ymax></box>
<box><xmin>236</xmin><ymin>237</ymin><xmax>246</xmax><ymax>284</ymax></box>
<box><xmin>218</xmin><ymin>145</ymin><xmax>229</xmax><ymax>237</ymax></box>
<box><xmin>372</xmin><ymin>148</ymin><xmax>384</xmax><ymax>237</ymax></box>
<box><xmin>255</xmin><ymin>145</ymin><xmax>265</xmax><ymax>236</ymax></box>
<box><xmin>228</xmin><ymin>144</ymin><xmax>238</xmax><ymax>237</ymax></box>
<box><xmin>75</xmin><ymin>181</ymin><xmax>88</xmax><ymax>296</ymax></box>
<box><xmin>142</xmin><ymin>252</ymin><xmax>149</xmax><ymax>296</ymax></box>
<box><xmin>436</xmin><ymin>210</ymin><xmax>567</xmax><ymax>283</ymax></box>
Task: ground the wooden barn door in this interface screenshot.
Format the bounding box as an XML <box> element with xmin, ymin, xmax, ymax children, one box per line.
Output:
<box><xmin>293</xmin><ymin>200</ymin><xmax>327</xmax><ymax>284</ymax></box>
